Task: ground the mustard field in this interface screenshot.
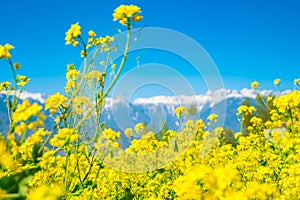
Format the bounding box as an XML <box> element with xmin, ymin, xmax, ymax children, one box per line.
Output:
<box><xmin>0</xmin><ymin>4</ymin><xmax>300</xmax><ymax>200</ymax></box>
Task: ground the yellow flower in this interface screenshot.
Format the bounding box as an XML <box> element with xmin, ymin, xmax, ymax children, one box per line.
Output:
<box><xmin>207</xmin><ymin>114</ymin><xmax>218</xmax><ymax>123</ymax></box>
<box><xmin>66</xmin><ymin>69</ymin><xmax>79</xmax><ymax>81</ymax></box>
<box><xmin>54</xmin><ymin>116</ymin><xmax>62</xmax><ymax>124</ymax></box>
<box><xmin>273</xmin><ymin>78</ymin><xmax>281</xmax><ymax>86</ymax></box>
<box><xmin>250</xmin><ymin>116</ymin><xmax>263</xmax><ymax>127</ymax></box>
<box><xmin>272</xmin><ymin>90</ymin><xmax>300</xmax><ymax>114</ymax></box>
<box><xmin>0</xmin><ymin>81</ymin><xmax>11</xmax><ymax>90</ymax></box>
<box><xmin>14</xmin><ymin>62</ymin><xmax>21</xmax><ymax>70</ymax></box>
<box><xmin>91</xmin><ymin>35</ymin><xmax>114</xmax><ymax>50</ymax></box>
<box><xmin>113</xmin><ymin>4</ymin><xmax>142</xmax><ymax>26</ymax></box>
<box><xmin>50</xmin><ymin>128</ymin><xmax>76</xmax><ymax>146</ymax></box>
<box><xmin>16</xmin><ymin>75</ymin><xmax>31</xmax><ymax>87</ymax></box>
<box><xmin>72</xmin><ymin>96</ymin><xmax>92</xmax><ymax>114</ymax></box>
<box><xmin>72</xmin><ymin>40</ymin><xmax>79</xmax><ymax>47</ymax></box>
<box><xmin>234</xmin><ymin>132</ymin><xmax>243</xmax><ymax>139</ymax></box>
<box><xmin>132</xmin><ymin>14</ymin><xmax>143</xmax><ymax>22</ymax></box>
<box><xmin>27</xmin><ymin>184</ymin><xmax>62</xmax><ymax>200</ymax></box>
<box><xmin>70</xmin><ymin>134</ymin><xmax>80</xmax><ymax>142</ymax></box>
<box><xmin>67</xmin><ymin>63</ymin><xmax>76</xmax><ymax>71</ymax></box>
<box><xmin>251</xmin><ymin>81</ymin><xmax>260</xmax><ymax>89</ymax></box>
<box><xmin>162</xmin><ymin>130</ymin><xmax>176</xmax><ymax>141</ymax></box>
<box><xmin>80</xmin><ymin>50</ymin><xmax>87</xmax><ymax>57</ymax></box>
<box><xmin>174</xmin><ymin>106</ymin><xmax>188</xmax><ymax>118</ymax></box>
<box><xmin>45</xmin><ymin>93</ymin><xmax>68</xmax><ymax>116</ymax></box>
<box><xmin>294</xmin><ymin>78</ymin><xmax>300</xmax><ymax>85</ymax></box>
<box><xmin>267</xmin><ymin>96</ymin><xmax>273</xmax><ymax>102</ymax></box>
<box><xmin>65</xmin><ymin>69</ymin><xmax>79</xmax><ymax>93</ymax></box>
<box><xmin>12</xmin><ymin>100</ymin><xmax>43</xmax><ymax>122</ymax></box>
<box><xmin>0</xmin><ymin>140</ymin><xmax>18</xmax><ymax>171</ymax></box>
<box><xmin>65</xmin><ymin>22</ymin><xmax>81</xmax><ymax>45</ymax></box>
<box><xmin>87</xmin><ymin>70</ymin><xmax>102</xmax><ymax>82</ymax></box>
<box><xmin>237</xmin><ymin>105</ymin><xmax>256</xmax><ymax>116</ymax></box>
<box><xmin>0</xmin><ymin>43</ymin><xmax>14</xmax><ymax>59</ymax></box>
<box><xmin>265</xmin><ymin>121</ymin><xmax>273</xmax><ymax>129</ymax></box>
<box><xmin>124</xmin><ymin>128</ymin><xmax>133</xmax><ymax>138</ymax></box>
<box><xmin>88</xmin><ymin>30</ymin><xmax>96</xmax><ymax>37</ymax></box>
<box><xmin>134</xmin><ymin>123</ymin><xmax>145</xmax><ymax>135</ymax></box>
<box><xmin>14</xmin><ymin>121</ymin><xmax>28</xmax><ymax>135</ymax></box>
<box><xmin>103</xmin><ymin>128</ymin><xmax>120</xmax><ymax>140</ymax></box>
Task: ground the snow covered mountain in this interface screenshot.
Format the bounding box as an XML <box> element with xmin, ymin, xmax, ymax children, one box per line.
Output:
<box><xmin>0</xmin><ymin>89</ymin><xmax>288</xmax><ymax>133</ymax></box>
<box><xmin>98</xmin><ymin>88</ymin><xmax>282</xmax><ymax>132</ymax></box>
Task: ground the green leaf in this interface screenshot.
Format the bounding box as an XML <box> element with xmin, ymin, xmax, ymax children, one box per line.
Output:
<box><xmin>70</xmin><ymin>183</ymin><xmax>83</xmax><ymax>196</ymax></box>
<box><xmin>100</xmin><ymin>122</ymin><xmax>107</xmax><ymax>130</ymax></box>
<box><xmin>157</xmin><ymin>168</ymin><xmax>165</xmax><ymax>173</ymax></box>
<box><xmin>18</xmin><ymin>175</ymin><xmax>33</xmax><ymax>197</ymax></box>
<box><xmin>120</xmin><ymin>188</ymin><xmax>134</xmax><ymax>200</ymax></box>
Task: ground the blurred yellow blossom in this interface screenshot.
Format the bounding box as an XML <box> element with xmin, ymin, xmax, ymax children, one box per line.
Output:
<box><xmin>14</xmin><ymin>62</ymin><xmax>21</xmax><ymax>70</ymax></box>
<box><xmin>27</xmin><ymin>184</ymin><xmax>62</xmax><ymax>200</ymax></box>
<box><xmin>12</xmin><ymin>100</ymin><xmax>42</xmax><ymax>122</ymax></box>
<box><xmin>124</xmin><ymin>128</ymin><xmax>133</xmax><ymax>138</ymax></box>
<box><xmin>237</xmin><ymin>105</ymin><xmax>256</xmax><ymax>116</ymax></box>
<box><xmin>16</xmin><ymin>75</ymin><xmax>31</xmax><ymax>87</ymax></box>
<box><xmin>274</xmin><ymin>78</ymin><xmax>281</xmax><ymax>86</ymax></box>
<box><xmin>103</xmin><ymin>128</ymin><xmax>120</xmax><ymax>140</ymax></box>
<box><xmin>174</xmin><ymin>106</ymin><xmax>188</xmax><ymax>118</ymax></box>
<box><xmin>88</xmin><ymin>30</ymin><xmax>96</xmax><ymax>37</ymax></box>
<box><xmin>207</xmin><ymin>114</ymin><xmax>218</xmax><ymax>123</ymax></box>
<box><xmin>0</xmin><ymin>81</ymin><xmax>11</xmax><ymax>90</ymax></box>
<box><xmin>251</xmin><ymin>81</ymin><xmax>260</xmax><ymax>89</ymax></box>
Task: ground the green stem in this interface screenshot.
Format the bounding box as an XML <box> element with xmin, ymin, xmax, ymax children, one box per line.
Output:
<box><xmin>102</xmin><ymin>28</ymin><xmax>131</xmax><ymax>99</ymax></box>
<box><xmin>8</xmin><ymin>59</ymin><xmax>17</xmax><ymax>89</ymax></box>
<box><xmin>19</xmin><ymin>127</ymin><xmax>29</xmax><ymax>143</ymax></box>
<box><xmin>5</xmin><ymin>91</ymin><xmax>12</xmax><ymax>128</ymax></box>
<box><xmin>257</xmin><ymin>92</ymin><xmax>271</xmax><ymax>111</ymax></box>
<box><xmin>0</xmin><ymin>193</ymin><xmax>21</xmax><ymax>199</ymax></box>
<box><xmin>81</xmin><ymin>151</ymin><xmax>95</xmax><ymax>183</ymax></box>
<box><xmin>75</xmin><ymin>27</ymin><xmax>132</xmax><ymax>130</ymax></box>
<box><xmin>7</xmin><ymin>59</ymin><xmax>18</xmax><ymax>130</ymax></box>
<box><xmin>95</xmin><ymin>50</ymin><xmax>111</xmax><ymax>134</ymax></box>
<box><xmin>239</xmin><ymin>113</ymin><xmax>244</xmax><ymax>134</ymax></box>
<box><xmin>37</xmin><ymin>125</ymin><xmax>58</xmax><ymax>154</ymax></box>
<box><xmin>64</xmin><ymin>151</ymin><xmax>71</xmax><ymax>195</ymax></box>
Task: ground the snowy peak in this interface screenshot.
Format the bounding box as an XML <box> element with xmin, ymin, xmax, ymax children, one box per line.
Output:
<box><xmin>0</xmin><ymin>91</ymin><xmax>46</xmax><ymax>104</ymax></box>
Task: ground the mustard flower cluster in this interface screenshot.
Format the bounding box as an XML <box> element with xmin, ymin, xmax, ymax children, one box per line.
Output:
<box><xmin>65</xmin><ymin>22</ymin><xmax>81</xmax><ymax>46</ymax></box>
<box><xmin>45</xmin><ymin>93</ymin><xmax>68</xmax><ymax>116</ymax></box>
<box><xmin>103</xmin><ymin>128</ymin><xmax>120</xmax><ymax>140</ymax></box>
<box><xmin>65</xmin><ymin>68</ymin><xmax>80</xmax><ymax>93</ymax></box>
<box><xmin>16</xmin><ymin>75</ymin><xmax>31</xmax><ymax>87</ymax></box>
<box><xmin>0</xmin><ymin>43</ymin><xmax>14</xmax><ymax>59</ymax></box>
<box><xmin>50</xmin><ymin>128</ymin><xmax>79</xmax><ymax>147</ymax></box>
<box><xmin>113</xmin><ymin>4</ymin><xmax>142</xmax><ymax>26</ymax></box>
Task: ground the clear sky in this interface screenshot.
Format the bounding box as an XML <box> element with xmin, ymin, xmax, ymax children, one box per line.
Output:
<box><xmin>1</xmin><ymin>0</ymin><xmax>299</xmax><ymax>97</ymax></box>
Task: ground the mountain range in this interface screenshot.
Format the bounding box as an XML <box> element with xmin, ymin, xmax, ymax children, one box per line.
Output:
<box><xmin>0</xmin><ymin>89</ymin><xmax>288</xmax><ymax>134</ymax></box>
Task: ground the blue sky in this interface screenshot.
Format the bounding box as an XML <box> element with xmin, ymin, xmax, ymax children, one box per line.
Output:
<box><xmin>0</xmin><ymin>0</ymin><xmax>299</xmax><ymax>97</ymax></box>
